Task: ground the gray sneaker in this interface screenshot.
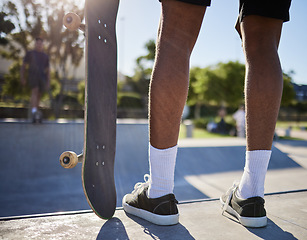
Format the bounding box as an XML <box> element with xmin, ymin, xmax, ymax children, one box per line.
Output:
<box><xmin>122</xmin><ymin>174</ymin><xmax>179</xmax><ymax>225</ymax></box>
<box><xmin>220</xmin><ymin>183</ymin><xmax>267</xmax><ymax>228</ymax></box>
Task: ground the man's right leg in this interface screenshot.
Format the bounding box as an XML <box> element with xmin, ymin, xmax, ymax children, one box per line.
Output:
<box><xmin>238</xmin><ymin>16</ymin><xmax>283</xmax><ymax>200</ymax></box>
<box><xmin>221</xmin><ymin>16</ymin><xmax>285</xmax><ymax>228</ymax></box>
<box><xmin>122</xmin><ymin>0</ymin><xmax>207</xmax><ymax>225</ymax></box>
<box><xmin>30</xmin><ymin>87</ymin><xmax>40</xmax><ymax>114</ymax></box>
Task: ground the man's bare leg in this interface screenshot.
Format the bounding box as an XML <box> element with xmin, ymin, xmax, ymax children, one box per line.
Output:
<box><xmin>149</xmin><ymin>0</ymin><xmax>206</xmax><ymax>149</ymax></box>
<box><xmin>242</xmin><ymin>16</ymin><xmax>283</xmax><ymax>151</ymax></box>
<box><xmin>30</xmin><ymin>87</ymin><xmax>40</xmax><ymax>112</ymax></box>
<box><xmin>238</xmin><ymin>15</ymin><xmax>283</xmax><ymax>199</ymax></box>
<box><xmin>122</xmin><ymin>1</ymin><xmax>208</xmax><ymax>225</ymax></box>
<box><xmin>147</xmin><ymin>0</ymin><xmax>206</xmax><ymax>198</ymax></box>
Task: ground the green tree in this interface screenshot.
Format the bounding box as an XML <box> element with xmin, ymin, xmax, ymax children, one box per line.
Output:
<box><xmin>188</xmin><ymin>67</ymin><xmax>218</xmax><ymax>118</ymax></box>
<box><xmin>136</xmin><ymin>39</ymin><xmax>156</xmax><ymax>65</ymax></box>
<box><xmin>131</xmin><ymin>39</ymin><xmax>156</xmax><ymax>96</ymax></box>
<box><xmin>281</xmin><ymin>72</ymin><xmax>295</xmax><ymax>106</ymax></box>
<box><xmin>188</xmin><ymin>61</ymin><xmax>245</xmax><ymax>118</ymax></box>
<box><xmin>2</xmin><ymin>61</ymin><xmax>30</xmax><ymax>101</ymax></box>
<box><xmin>77</xmin><ymin>80</ymin><xmax>85</xmax><ymax>106</ymax></box>
<box><xmin>214</xmin><ymin>61</ymin><xmax>245</xmax><ymax>107</ymax></box>
<box><xmin>188</xmin><ymin>61</ymin><xmax>296</xmax><ymax>119</ymax></box>
<box><xmin>119</xmin><ymin>39</ymin><xmax>156</xmax><ymax>109</ymax></box>
<box><xmin>0</xmin><ymin>11</ymin><xmax>15</xmax><ymax>46</ymax></box>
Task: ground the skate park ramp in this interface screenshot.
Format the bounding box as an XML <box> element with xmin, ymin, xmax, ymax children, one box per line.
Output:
<box><xmin>0</xmin><ymin>120</ymin><xmax>307</xmax><ymax>218</ymax></box>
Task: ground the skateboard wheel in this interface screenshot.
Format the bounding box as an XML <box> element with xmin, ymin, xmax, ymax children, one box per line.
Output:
<box><xmin>63</xmin><ymin>13</ymin><xmax>81</xmax><ymax>31</ymax></box>
<box><xmin>60</xmin><ymin>151</ymin><xmax>78</xmax><ymax>169</ymax></box>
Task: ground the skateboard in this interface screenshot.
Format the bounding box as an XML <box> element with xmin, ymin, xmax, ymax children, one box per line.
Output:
<box><xmin>60</xmin><ymin>0</ymin><xmax>119</xmax><ymax>220</ymax></box>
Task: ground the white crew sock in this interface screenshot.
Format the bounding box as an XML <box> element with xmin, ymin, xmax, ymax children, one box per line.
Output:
<box><xmin>148</xmin><ymin>144</ymin><xmax>178</xmax><ymax>199</ymax></box>
<box><xmin>237</xmin><ymin>150</ymin><xmax>272</xmax><ymax>199</ymax></box>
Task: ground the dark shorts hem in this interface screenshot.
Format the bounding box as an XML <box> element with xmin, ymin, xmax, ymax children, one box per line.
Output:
<box><xmin>158</xmin><ymin>0</ymin><xmax>211</xmax><ymax>7</ymax></box>
<box><xmin>235</xmin><ymin>0</ymin><xmax>291</xmax><ymax>38</ymax></box>
<box><xmin>238</xmin><ymin>0</ymin><xmax>292</xmax><ymax>23</ymax></box>
<box><xmin>176</xmin><ymin>0</ymin><xmax>211</xmax><ymax>6</ymax></box>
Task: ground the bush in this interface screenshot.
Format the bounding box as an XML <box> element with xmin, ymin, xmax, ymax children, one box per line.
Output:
<box><xmin>193</xmin><ymin>118</ymin><xmax>209</xmax><ymax>129</ymax></box>
<box><xmin>55</xmin><ymin>94</ymin><xmax>82</xmax><ymax>109</ymax></box>
<box><xmin>118</xmin><ymin>93</ymin><xmax>144</xmax><ymax>109</ymax></box>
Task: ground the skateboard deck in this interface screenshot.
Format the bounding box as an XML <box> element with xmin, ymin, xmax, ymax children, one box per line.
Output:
<box><xmin>60</xmin><ymin>0</ymin><xmax>119</xmax><ymax>219</ymax></box>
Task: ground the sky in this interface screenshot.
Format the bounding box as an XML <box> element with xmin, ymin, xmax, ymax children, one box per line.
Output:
<box><xmin>115</xmin><ymin>0</ymin><xmax>307</xmax><ymax>85</ymax></box>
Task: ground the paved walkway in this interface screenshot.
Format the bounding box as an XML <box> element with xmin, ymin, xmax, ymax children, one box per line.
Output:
<box><xmin>275</xmin><ymin>127</ymin><xmax>307</xmax><ymax>140</ymax></box>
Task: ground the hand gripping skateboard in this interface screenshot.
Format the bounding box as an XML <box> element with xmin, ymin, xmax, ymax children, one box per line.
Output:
<box><xmin>60</xmin><ymin>0</ymin><xmax>119</xmax><ymax>220</ymax></box>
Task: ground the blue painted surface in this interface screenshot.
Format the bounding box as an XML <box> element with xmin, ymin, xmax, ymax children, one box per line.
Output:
<box><xmin>0</xmin><ymin>121</ymin><xmax>304</xmax><ymax>217</ymax></box>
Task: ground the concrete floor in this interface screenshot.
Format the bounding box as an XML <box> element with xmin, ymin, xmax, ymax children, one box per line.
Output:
<box><xmin>0</xmin><ymin>120</ymin><xmax>306</xmax><ymax>239</ymax></box>
<box><xmin>1</xmin><ymin>191</ymin><xmax>306</xmax><ymax>239</ymax></box>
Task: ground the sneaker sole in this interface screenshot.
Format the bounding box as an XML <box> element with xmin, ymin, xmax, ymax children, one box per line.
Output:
<box><xmin>122</xmin><ymin>195</ymin><xmax>179</xmax><ymax>226</ymax></box>
<box><xmin>220</xmin><ymin>197</ymin><xmax>267</xmax><ymax>228</ymax></box>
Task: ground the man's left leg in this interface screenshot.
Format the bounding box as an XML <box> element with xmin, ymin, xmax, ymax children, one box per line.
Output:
<box><xmin>221</xmin><ymin>16</ymin><xmax>283</xmax><ymax>228</ymax></box>
<box><xmin>221</xmin><ymin>0</ymin><xmax>291</xmax><ymax>228</ymax></box>
<box><xmin>30</xmin><ymin>87</ymin><xmax>40</xmax><ymax>114</ymax></box>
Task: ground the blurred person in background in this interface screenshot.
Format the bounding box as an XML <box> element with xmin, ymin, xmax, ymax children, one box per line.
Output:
<box><xmin>21</xmin><ymin>37</ymin><xmax>50</xmax><ymax>122</ymax></box>
<box><xmin>233</xmin><ymin>105</ymin><xmax>246</xmax><ymax>138</ymax></box>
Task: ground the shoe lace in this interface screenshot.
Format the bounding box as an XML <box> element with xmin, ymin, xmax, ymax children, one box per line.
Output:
<box><xmin>222</xmin><ymin>182</ymin><xmax>239</xmax><ymax>215</ymax></box>
<box><xmin>132</xmin><ymin>174</ymin><xmax>150</xmax><ymax>194</ymax></box>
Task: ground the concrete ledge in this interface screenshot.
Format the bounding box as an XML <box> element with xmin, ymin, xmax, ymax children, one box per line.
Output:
<box><xmin>1</xmin><ymin>191</ymin><xmax>306</xmax><ymax>239</ymax></box>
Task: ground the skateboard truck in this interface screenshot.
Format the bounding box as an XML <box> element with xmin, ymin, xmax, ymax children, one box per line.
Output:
<box><xmin>63</xmin><ymin>13</ymin><xmax>85</xmax><ymax>32</ymax></box>
<box><xmin>59</xmin><ymin>151</ymin><xmax>83</xmax><ymax>169</ymax></box>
